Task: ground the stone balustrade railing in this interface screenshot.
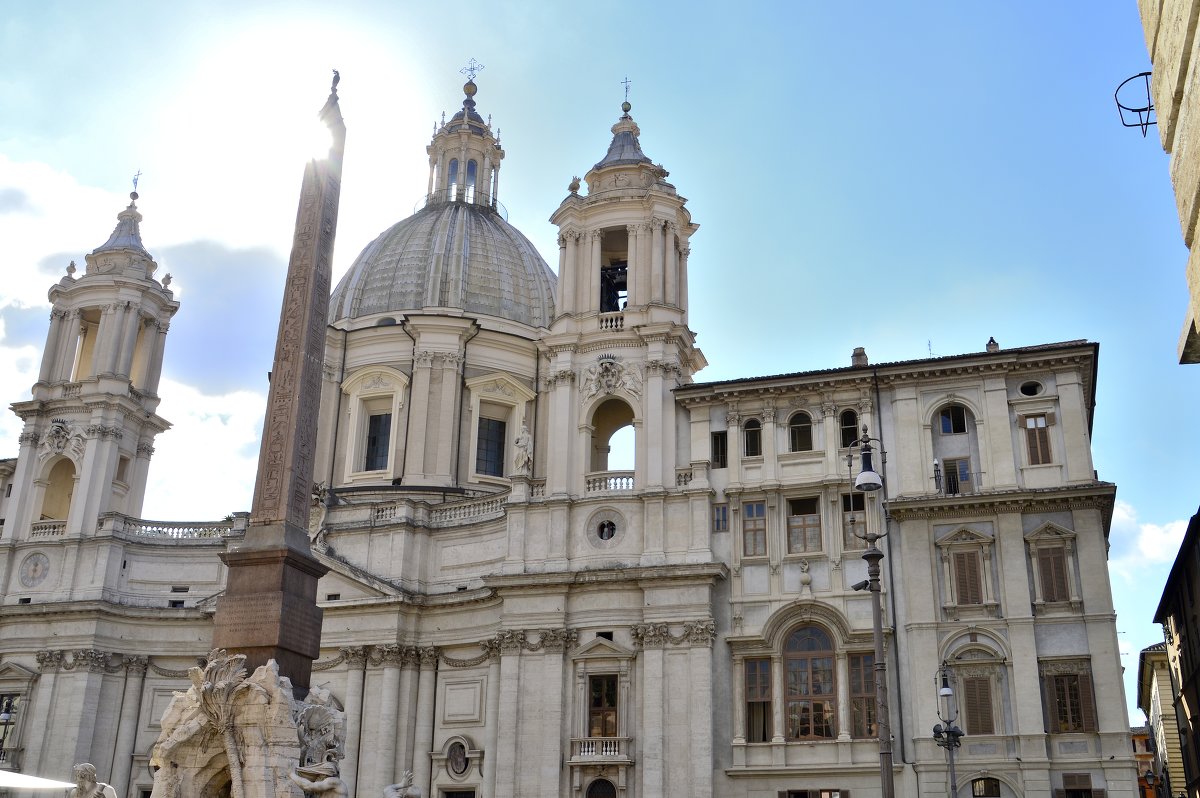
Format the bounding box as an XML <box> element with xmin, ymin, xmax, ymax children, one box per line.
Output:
<box><xmin>529</xmin><ymin>479</ymin><xmax>546</xmax><ymax>498</ymax></box>
<box><xmin>429</xmin><ymin>495</ymin><xmax>506</xmax><ymax>527</ymax></box>
<box><xmin>585</xmin><ymin>471</ymin><xmax>635</xmax><ymax>493</ymax></box>
<box><xmin>598</xmin><ymin>312</ymin><xmax>625</xmax><ymax>331</ymax></box>
<box><xmin>570</xmin><ymin>736</ymin><xmax>631</xmax><ymax>761</ymax></box>
<box><xmin>99</xmin><ymin>512</ymin><xmax>247</xmax><ymax>541</ymax></box>
<box><xmin>675</xmin><ymin>468</ymin><xmax>693</xmax><ymax>486</ymax></box>
<box><xmin>30</xmin><ymin>520</ymin><xmax>67</xmax><ymax>538</ymax></box>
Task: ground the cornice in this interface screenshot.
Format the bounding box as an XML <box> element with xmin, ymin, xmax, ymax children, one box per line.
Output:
<box><xmin>886</xmin><ymin>482</ymin><xmax>1116</xmax><ymax>522</ymax></box>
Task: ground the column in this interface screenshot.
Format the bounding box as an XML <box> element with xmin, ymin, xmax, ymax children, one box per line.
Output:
<box><xmin>650</xmin><ymin>219</ymin><xmax>665</xmax><ymax>302</ymax></box>
<box><xmin>141</xmin><ymin>322</ymin><xmax>170</xmax><ymax>396</ymax></box>
<box><xmin>664</xmin><ymin>224</ymin><xmax>679</xmax><ymax>307</ymax></box>
<box><xmin>483</xmin><ymin>646</ymin><xmax>501</xmax><ymax>798</ymax></box>
<box><xmin>589</xmin><ymin>231</ymin><xmax>602</xmax><ymax>312</ymax></box>
<box><xmin>403</xmin><ymin>351</ymin><xmax>434</xmax><ymax>481</ymax></box>
<box><xmin>556</xmin><ymin>234</ymin><xmax>573</xmax><ymax>315</ymax></box>
<box><xmin>646</xmin><ymin>364</ymin><xmax>665</xmax><ymax>488</ymax></box>
<box><xmin>37</xmin><ymin>309</ymin><xmax>66</xmax><ymax>384</ymax></box>
<box><xmin>539</xmin><ymin>638</ymin><xmax>568</xmax><ymax>795</ymax></box>
<box><xmin>688</xmin><ymin>634</ymin><xmax>715</xmax><ymax>798</ymax></box>
<box><xmin>110</xmin><ymin>656</ymin><xmax>147</xmax><ymax>796</ymax></box>
<box><xmin>731</xmin><ymin>655</ymin><xmax>746</xmax><ymax>746</ymax></box>
<box><xmin>726</xmin><ymin>411</ymin><xmax>743</xmax><ymax>488</ymax></box>
<box><xmin>821</xmin><ymin>401</ymin><xmax>840</xmax><ymax>477</ymax></box>
<box><xmin>679</xmin><ymin>246</ymin><xmax>690</xmax><ymax>323</ymax></box>
<box><xmin>626</xmin><ymin>225</ymin><xmax>642</xmax><ymax>306</ymax></box>
<box><xmin>411</xmin><ymin>648</ymin><xmax>438</xmax><ymax>796</ymax></box>
<box><xmin>374</xmin><ymin>646</ymin><xmax>402</xmax><ymax>791</ymax></box>
<box><xmin>115</xmin><ymin>306</ymin><xmax>142</xmax><ymax>378</ymax></box>
<box><xmin>546</xmin><ymin>369</ymin><xmax>574</xmax><ymax>496</ymax></box>
<box><xmin>494</xmin><ymin>639</ymin><xmax>521</xmax><ymax>798</ymax></box>
<box><xmin>54</xmin><ymin>310</ymin><xmax>82</xmax><ymax>382</ymax></box>
<box><xmin>93</xmin><ymin>303</ymin><xmax>122</xmax><ymax>376</ymax></box>
<box><xmin>771</xmin><ymin>655</ymin><xmax>785</xmax><ymax>745</ymax></box>
<box><xmin>640</xmin><ymin>640</ymin><xmax>665</xmax><ymax>798</ymax></box>
<box><xmin>21</xmin><ymin>651</ymin><xmax>61</xmax><ymax>778</ymax></box>
<box><xmin>433</xmin><ymin>353</ymin><xmax>460</xmax><ymax>479</ymax></box>
<box><xmin>340</xmin><ymin>648</ymin><xmax>367</xmax><ymax>796</ymax></box>
<box><xmin>394</xmin><ymin>651</ymin><xmax>420</xmax><ymax>781</ymax></box>
<box><xmin>761</xmin><ymin>407</ymin><xmax>779</xmax><ymax>483</ymax></box>
<box><xmin>836</xmin><ymin>652</ymin><xmax>851</xmax><ymax>741</ymax></box>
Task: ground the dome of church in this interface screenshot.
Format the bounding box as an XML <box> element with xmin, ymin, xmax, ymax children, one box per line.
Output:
<box><xmin>329</xmin><ymin>76</ymin><xmax>557</xmax><ymax>328</ymax></box>
<box><xmin>328</xmin><ymin>201</ymin><xmax>557</xmax><ymax>327</ymax></box>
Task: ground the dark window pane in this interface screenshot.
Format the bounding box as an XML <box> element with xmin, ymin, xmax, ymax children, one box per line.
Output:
<box><xmin>364</xmin><ymin>412</ymin><xmax>392</xmax><ymax>471</ymax></box>
<box><xmin>711</xmin><ymin>431</ymin><xmax>728</xmax><ymax>469</ymax></box>
<box><xmin>476</xmin><ymin>417</ymin><xmax>506</xmax><ymax>477</ymax></box>
<box><xmin>789</xmin><ymin>413</ymin><xmax>813</xmax><ymax>451</ymax></box>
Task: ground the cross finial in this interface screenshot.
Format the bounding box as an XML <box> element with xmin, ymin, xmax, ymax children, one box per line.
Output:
<box><xmin>132</xmin><ymin>170</ymin><xmax>142</xmax><ymax>192</ymax></box>
<box><xmin>460</xmin><ymin>58</ymin><xmax>484</xmax><ymax>82</ymax></box>
<box><xmin>622</xmin><ymin>76</ymin><xmax>632</xmax><ymax>102</ymax></box>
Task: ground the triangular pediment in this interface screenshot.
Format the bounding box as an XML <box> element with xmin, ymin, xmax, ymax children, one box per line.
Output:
<box><xmin>938</xmin><ymin>527</ymin><xmax>991</xmax><ymax>547</ymax></box>
<box><xmin>0</xmin><ymin>660</ymin><xmax>38</xmax><ymax>684</ymax></box>
<box><xmin>313</xmin><ymin>549</ymin><xmax>406</xmax><ymax>600</ymax></box>
<box><xmin>573</xmin><ymin>636</ymin><xmax>634</xmax><ymax>660</ymax></box>
<box><xmin>1025</xmin><ymin>521</ymin><xmax>1075</xmax><ymax>543</ymax></box>
<box><xmin>466</xmin><ymin>372</ymin><xmax>536</xmax><ymax>403</ymax></box>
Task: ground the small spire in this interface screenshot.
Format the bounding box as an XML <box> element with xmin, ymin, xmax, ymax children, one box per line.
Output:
<box><xmin>66</xmin><ymin>260</ymin><xmax>76</xmax><ymax>276</ymax></box>
<box><xmin>92</xmin><ymin>194</ymin><xmax>151</xmax><ymax>258</ymax></box>
<box><xmin>986</xmin><ymin>336</ymin><xmax>999</xmax><ymax>353</ymax></box>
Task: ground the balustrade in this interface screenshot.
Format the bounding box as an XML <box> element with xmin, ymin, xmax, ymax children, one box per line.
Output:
<box><xmin>585</xmin><ymin>471</ymin><xmax>635</xmax><ymax>493</ymax></box>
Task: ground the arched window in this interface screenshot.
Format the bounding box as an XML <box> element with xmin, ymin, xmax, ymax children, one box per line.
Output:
<box><xmin>466</xmin><ymin>159</ymin><xmax>478</xmax><ymax>203</ymax></box>
<box><xmin>447</xmin><ymin>158</ymin><xmax>459</xmax><ymax>199</ymax></box>
<box><xmin>41</xmin><ymin>458</ymin><xmax>75</xmax><ymax>520</ymax></box>
<box><xmin>784</xmin><ymin>626</ymin><xmax>836</xmax><ymax>740</ymax></box>
<box><xmin>743</xmin><ymin>418</ymin><xmax>762</xmax><ymax>457</ymax></box>
<box><xmin>971</xmin><ymin>777</ymin><xmax>1001</xmax><ymax>797</ymax></box>
<box><xmin>586</xmin><ymin>779</ymin><xmax>617</xmax><ymax>798</ymax></box>
<box><xmin>788</xmin><ymin>412</ymin><xmax>813</xmax><ymax>452</ymax></box>
<box><xmin>840</xmin><ymin>409</ymin><xmax>859</xmax><ymax>448</ymax></box>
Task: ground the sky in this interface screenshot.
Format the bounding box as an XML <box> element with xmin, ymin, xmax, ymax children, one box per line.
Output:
<box><xmin>0</xmin><ymin>1</ymin><xmax>1193</xmax><ymax>724</ymax></box>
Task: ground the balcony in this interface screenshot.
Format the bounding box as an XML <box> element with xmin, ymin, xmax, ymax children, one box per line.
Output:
<box><xmin>569</xmin><ymin>736</ymin><xmax>633</xmax><ymax>764</ymax></box>
<box><xmin>585</xmin><ymin>471</ymin><xmax>635</xmax><ymax>494</ymax></box>
<box><xmin>29</xmin><ymin>520</ymin><xmax>66</xmax><ymax>538</ymax></box>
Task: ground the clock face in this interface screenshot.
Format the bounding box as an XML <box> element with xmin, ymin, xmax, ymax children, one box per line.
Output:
<box><xmin>19</xmin><ymin>553</ymin><xmax>50</xmax><ymax>588</ymax></box>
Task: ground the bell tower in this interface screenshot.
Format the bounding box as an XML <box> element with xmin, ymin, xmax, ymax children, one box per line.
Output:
<box><xmin>5</xmin><ymin>193</ymin><xmax>178</xmax><ymax>540</ymax></box>
<box><xmin>542</xmin><ymin>101</ymin><xmax>705</xmax><ymax>500</ymax></box>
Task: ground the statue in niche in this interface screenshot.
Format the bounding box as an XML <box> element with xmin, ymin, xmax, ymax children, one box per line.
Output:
<box><xmin>513</xmin><ymin>425</ymin><xmax>533</xmax><ymax>474</ymax></box>
<box><xmin>69</xmin><ymin>764</ymin><xmax>118</xmax><ymax>798</ymax></box>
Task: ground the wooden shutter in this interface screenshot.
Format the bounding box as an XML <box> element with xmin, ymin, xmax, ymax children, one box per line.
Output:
<box><xmin>954</xmin><ymin>551</ymin><xmax>982</xmax><ymax>605</ymax></box>
<box><xmin>963</xmin><ymin>677</ymin><xmax>994</xmax><ymax>734</ymax></box>
<box><xmin>1038</xmin><ymin>546</ymin><xmax>1069</xmax><ymax>602</ymax></box>
<box><xmin>1078</xmin><ymin>671</ymin><xmax>1097</xmax><ymax>732</ymax></box>
<box><xmin>1041</xmin><ymin>674</ymin><xmax>1057</xmax><ymax>733</ymax></box>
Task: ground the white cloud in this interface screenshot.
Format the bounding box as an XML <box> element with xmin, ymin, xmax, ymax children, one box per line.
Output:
<box><xmin>1109</xmin><ymin>500</ymin><xmax>1188</xmax><ymax>581</ymax></box>
<box><xmin>139</xmin><ymin>377</ymin><xmax>265</xmax><ymax>522</ymax></box>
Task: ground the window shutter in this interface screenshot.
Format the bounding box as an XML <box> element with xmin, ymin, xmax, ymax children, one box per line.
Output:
<box><xmin>1046</xmin><ymin>412</ymin><xmax>1056</xmax><ymax>425</ymax></box>
<box><xmin>1053</xmin><ymin>791</ymin><xmax>1067</xmax><ymax>798</ymax></box>
<box><xmin>1038</xmin><ymin>548</ymin><xmax>1069</xmax><ymax>602</ymax></box>
<box><xmin>954</xmin><ymin>551</ymin><xmax>982</xmax><ymax>605</ymax></box>
<box><xmin>1026</xmin><ymin>427</ymin><xmax>1040</xmax><ymax>464</ymax></box>
<box><xmin>964</xmin><ymin>677</ymin><xmax>994</xmax><ymax>734</ymax></box>
<box><xmin>1078</xmin><ymin>671</ymin><xmax>1097</xmax><ymax>732</ymax></box>
<box><xmin>1041</xmin><ymin>675</ymin><xmax>1057</xmax><ymax>733</ymax></box>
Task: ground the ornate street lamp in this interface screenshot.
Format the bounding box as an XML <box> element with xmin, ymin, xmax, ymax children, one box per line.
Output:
<box><xmin>933</xmin><ymin>662</ymin><xmax>964</xmax><ymax>798</ymax></box>
<box><xmin>847</xmin><ymin>425</ymin><xmax>895</xmax><ymax>798</ymax></box>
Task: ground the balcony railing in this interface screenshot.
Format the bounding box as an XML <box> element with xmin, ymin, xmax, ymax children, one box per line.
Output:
<box><xmin>598</xmin><ymin>312</ymin><xmax>625</xmax><ymax>332</ymax></box>
<box><xmin>585</xmin><ymin>471</ymin><xmax>635</xmax><ymax>494</ymax></box>
<box><xmin>99</xmin><ymin>513</ymin><xmax>246</xmax><ymax>541</ymax></box>
<box><xmin>30</xmin><ymin>520</ymin><xmax>66</xmax><ymax>538</ymax></box>
<box><xmin>570</xmin><ymin>736</ymin><xmax>632</xmax><ymax>762</ymax></box>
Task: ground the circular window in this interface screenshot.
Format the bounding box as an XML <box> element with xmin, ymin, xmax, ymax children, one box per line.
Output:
<box><xmin>448</xmin><ymin>741</ymin><xmax>468</xmax><ymax>776</ymax></box>
<box><xmin>597</xmin><ymin>520</ymin><xmax>617</xmax><ymax>540</ymax></box>
<box><xmin>1019</xmin><ymin>381</ymin><xmax>1043</xmax><ymax>396</ymax></box>
<box><xmin>585</xmin><ymin>509</ymin><xmax>625</xmax><ymax>548</ymax></box>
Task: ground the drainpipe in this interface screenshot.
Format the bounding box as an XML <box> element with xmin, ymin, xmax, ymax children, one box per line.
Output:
<box><xmin>453</xmin><ymin>322</ymin><xmax>482</xmax><ymax>485</ymax></box>
<box><xmin>398</xmin><ymin>319</ymin><xmax>417</xmax><ymax>481</ymax></box>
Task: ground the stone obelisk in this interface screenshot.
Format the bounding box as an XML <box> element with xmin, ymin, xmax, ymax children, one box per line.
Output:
<box><xmin>212</xmin><ymin>74</ymin><xmax>345</xmax><ymax>692</ymax></box>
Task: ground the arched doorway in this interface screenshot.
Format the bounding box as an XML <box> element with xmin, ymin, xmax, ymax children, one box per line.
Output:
<box><xmin>586</xmin><ymin>778</ymin><xmax>617</xmax><ymax>798</ymax></box>
<box><xmin>589</xmin><ymin>398</ymin><xmax>635</xmax><ymax>472</ymax></box>
<box><xmin>40</xmin><ymin>458</ymin><xmax>75</xmax><ymax>520</ymax></box>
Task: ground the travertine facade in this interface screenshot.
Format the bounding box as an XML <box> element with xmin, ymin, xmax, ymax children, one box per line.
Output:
<box><xmin>1138</xmin><ymin>643</ymin><xmax>1184</xmax><ymax>795</ymax></box>
<box><xmin>0</xmin><ymin>80</ymin><xmax>1137</xmax><ymax>798</ymax></box>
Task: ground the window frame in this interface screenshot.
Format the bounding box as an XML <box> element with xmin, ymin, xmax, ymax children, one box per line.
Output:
<box><xmin>1025</xmin><ymin>523</ymin><xmax>1081</xmax><ymax>612</ymax></box>
<box><xmin>743</xmin><ymin>418</ymin><xmax>763</xmax><ymax>458</ymax></box>
<box><xmin>938</xmin><ymin>528</ymin><xmax>997</xmax><ymax>617</ymax></box>
<box><xmin>842</xmin><ymin>493</ymin><xmax>866</xmax><ymax>550</ymax></box>
<box><xmin>940</xmin><ymin>405</ymin><xmax>968</xmax><ymax>435</ymax></box>
<box><xmin>848</xmin><ymin>652</ymin><xmax>876</xmax><ymax>738</ymax></box>
<box><xmin>1040</xmin><ymin>660</ymin><xmax>1098</xmax><ymax>734</ymax></box>
<box><xmin>341</xmin><ymin>367</ymin><xmax>409</xmax><ymax>483</ymax></box>
<box><xmin>784</xmin><ymin>626</ymin><xmax>838</xmax><ymax>741</ymax></box>
<box><xmin>943</xmin><ymin>457</ymin><xmax>973</xmax><ymax>495</ymax></box>
<box><xmin>840</xmin><ymin>410</ymin><xmax>860</xmax><ymax>448</ymax></box>
<box><xmin>712</xmin><ymin>503</ymin><xmax>729</xmax><ymax>534</ymax></box>
<box><xmin>475</xmin><ymin>416</ymin><xmax>507</xmax><ymax>478</ymax></box>
<box><xmin>786</xmin><ymin>497</ymin><xmax>822</xmax><ymax>554</ymax></box>
<box><xmin>744</xmin><ymin>657</ymin><xmax>773</xmax><ymax>743</ymax></box>
<box><xmin>465</xmin><ymin>373</ymin><xmax>536</xmax><ymax>484</ymax></box>
<box><xmin>1024</xmin><ymin>413</ymin><xmax>1053</xmax><ymax>465</ymax></box>
<box><xmin>711</xmin><ymin>431</ymin><xmax>728</xmax><ymax>469</ymax></box>
<box><xmin>742</xmin><ymin>501</ymin><xmax>767</xmax><ymax>558</ymax></box>
<box><xmin>788</xmin><ymin>411</ymin><xmax>814</xmax><ymax>452</ymax></box>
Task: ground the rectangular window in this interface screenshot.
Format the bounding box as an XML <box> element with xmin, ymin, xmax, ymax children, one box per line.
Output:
<box><xmin>588</xmin><ymin>674</ymin><xmax>618</xmax><ymax>737</ymax></box>
<box><xmin>941</xmin><ymin>405</ymin><xmax>968</xmax><ymax>434</ymax></box>
<box><xmin>711</xmin><ymin>431</ymin><xmax>728</xmax><ymax>469</ymax></box>
<box><xmin>787</xmin><ymin>498</ymin><xmax>821</xmax><ymax>553</ymax></box>
<box><xmin>963</xmin><ymin>676</ymin><xmax>995</xmax><ymax>734</ymax></box>
<box><xmin>953</xmin><ymin>550</ymin><xmax>984</xmax><ymax>605</ymax></box>
<box><xmin>1026</xmin><ymin>414</ymin><xmax>1052</xmax><ymax>465</ymax></box>
<box><xmin>363</xmin><ymin>412</ymin><xmax>392</xmax><ymax>471</ymax></box>
<box><xmin>745</xmin><ymin>658</ymin><xmax>772</xmax><ymax>743</ymax></box>
<box><xmin>1047</xmin><ymin>671</ymin><xmax>1097</xmax><ymax>733</ymax></box>
<box><xmin>743</xmin><ymin>501</ymin><xmax>767</xmax><ymax>557</ymax></box>
<box><xmin>849</xmin><ymin>653</ymin><xmax>876</xmax><ymax>738</ymax></box>
<box><xmin>712</xmin><ymin>503</ymin><xmax>729</xmax><ymax>533</ymax></box>
<box><xmin>944</xmin><ymin>457</ymin><xmax>971</xmax><ymax>495</ymax></box>
<box><xmin>744</xmin><ymin>421</ymin><xmax>762</xmax><ymax>457</ymax></box>
<box><xmin>476</xmin><ymin>417</ymin><xmax>506</xmax><ymax>477</ymax></box>
<box><xmin>1039</xmin><ymin>545</ymin><xmax>1070</xmax><ymax>603</ymax></box>
<box><xmin>842</xmin><ymin>493</ymin><xmax>866</xmax><ymax>549</ymax></box>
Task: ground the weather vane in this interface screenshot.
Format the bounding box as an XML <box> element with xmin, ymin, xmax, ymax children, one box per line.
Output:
<box><xmin>460</xmin><ymin>58</ymin><xmax>484</xmax><ymax>82</ymax></box>
<box><xmin>622</xmin><ymin>76</ymin><xmax>632</xmax><ymax>102</ymax></box>
<box><xmin>132</xmin><ymin>170</ymin><xmax>142</xmax><ymax>192</ymax></box>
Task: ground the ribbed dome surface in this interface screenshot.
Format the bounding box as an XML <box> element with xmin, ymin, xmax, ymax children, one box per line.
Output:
<box><xmin>329</xmin><ymin>202</ymin><xmax>557</xmax><ymax>327</ymax></box>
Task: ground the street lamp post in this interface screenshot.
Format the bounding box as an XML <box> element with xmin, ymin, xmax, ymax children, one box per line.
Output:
<box><xmin>933</xmin><ymin>662</ymin><xmax>964</xmax><ymax>798</ymax></box>
<box><xmin>848</xmin><ymin>426</ymin><xmax>895</xmax><ymax>798</ymax></box>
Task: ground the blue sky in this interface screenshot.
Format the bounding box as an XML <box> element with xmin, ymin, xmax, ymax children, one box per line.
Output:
<box><xmin>0</xmin><ymin>2</ymin><xmax>1193</xmax><ymax>723</ymax></box>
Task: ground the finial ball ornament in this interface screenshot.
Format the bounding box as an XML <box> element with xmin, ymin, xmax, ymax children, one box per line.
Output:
<box><xmin>464</xmin><ymin>80</ymin><xmax>478</xmax><ymax>98</ymax></box>
<box><xmin>130</xmin><ymin>191</ymin><xmax>139</xmax><ymax>201</ymax></box>
<box><xmin>621</xmin><ymin>101</ymin><xmax>632</xmax><ymax>113</ymax></box>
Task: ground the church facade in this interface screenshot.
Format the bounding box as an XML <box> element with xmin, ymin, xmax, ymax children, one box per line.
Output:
<box><xmin>0</xmin><ymin>80</ymin><xmax>1137</xmax><ymax>798</ymax></box>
